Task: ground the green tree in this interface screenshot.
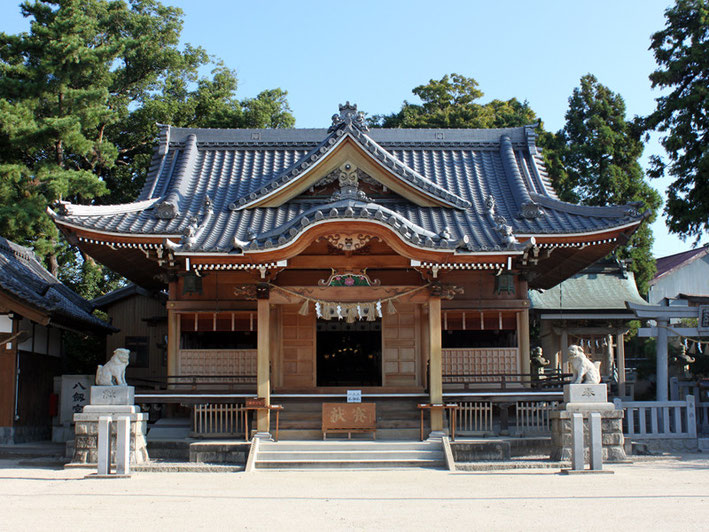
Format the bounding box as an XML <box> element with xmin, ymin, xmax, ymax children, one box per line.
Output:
<box><xmin>547</xmin><ymin>74</ymin><xmax>661</xmax><ymax>294</ymax></box>
<box><xmin>0</xmin><ymin>0</ymin><xmax>294</xmax><ymax>285</ymax></box>
<box><xmin>372</xmin><ymin>73</ymin><xmax>538</xmax><ymax>128</ymax></box>
<box><xmin>645</xmin><ymin>0</ymin><xmax>709</xmax><ymax>241</ymax></box>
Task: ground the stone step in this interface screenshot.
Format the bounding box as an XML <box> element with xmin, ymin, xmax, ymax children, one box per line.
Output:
<box><xmin>276</xmin><ymin>428</ymin><xmax>421</xmax><ymax>440</ymax></box>
<box><xmin>255</xmin><ymin>459</ymin><xmax>443</xmax><ymax>470</ymax></box>
<box><xmin>258</xmin><ymin>450</ymin><xmax>444</xmax><ymax>461</ymax></box>
<box><xmin>254</xmin><ymin>439</ymin><xmax>444</xmax><ymax>470</ymax></box>
<box><xmin>260</xmin><ymin>441</ymin><xmax>436</xmax><ymax>451</ymax></box>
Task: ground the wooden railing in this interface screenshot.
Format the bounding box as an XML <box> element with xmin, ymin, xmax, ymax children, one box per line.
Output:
<box><xmin>192</xmin><ymin>403</ymin><xmax>247</xmax><ymax>437</ymax></box>
<box><xmin>454</xmin><ymin>401</ymin><xmax>494</xmax><ymax>435</ymax></box>
<box><xmin>614</xmin><ymin>396</ymin><xmax>697</xmax><ymax>439</ymax></box>
<box><xmin>514</xmin><ymin>401</ymin><xmax>559</xmax><ymax>436</ymax></box>
<box><xmin>440</xmin><ymin>371</ymin><xmax>571</xmax><ymax>391</ymax></box>
<box><xmin>129</xmin><ymin>374</ymin><xmax>256</xmax><ymax>392</ymax></box>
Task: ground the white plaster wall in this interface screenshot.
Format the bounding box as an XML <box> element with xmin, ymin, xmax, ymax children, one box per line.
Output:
<box><xmin>0</xmin><ymin>315</ymin><xmax>12</xmax><ymax>333</ymax></box>
<box><xmin>649</xmin><ymin>255</ymin><xmax>709</xmax><ymax>304</ymax></box>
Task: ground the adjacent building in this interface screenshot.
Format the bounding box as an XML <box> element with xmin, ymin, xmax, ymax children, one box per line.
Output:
<box><xmin>0</xmin><ymin>237</ymin><xmax>113</xmax><ymax>443</ymax></box>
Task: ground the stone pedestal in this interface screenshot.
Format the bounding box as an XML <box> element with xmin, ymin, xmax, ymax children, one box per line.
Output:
<box><xmin>550</xmin><ymin>384</ymin><xmax>627</xmax><ymax>462</ymax></box>
<box><xmin>71</xmin><ymin>386</ymin><xmax>149</xmax><ymax>465</ymax></box>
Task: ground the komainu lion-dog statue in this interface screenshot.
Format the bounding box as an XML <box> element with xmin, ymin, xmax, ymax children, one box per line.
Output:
<box><xmin>568</xmin><ymin>345</ymin><xmax>601</xmax><ymax>385</ymax></box>
<box><xmin>95</xmin><ymin>347</ymin><xmax>130</xmax><ymax>386</ymax></box>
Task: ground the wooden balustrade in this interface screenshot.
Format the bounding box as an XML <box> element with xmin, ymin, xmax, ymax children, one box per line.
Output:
<box><xmin>514</xmin><ymin>401</ymin><xmax>558</xmax><ymax>435</ymax></box>
<box><xmin>454</xmin><ymin>401</ymin><xmax>494</xmax><ymax>435</ymax></box>
<box><xmin>192</xmin><ymin>403</ymin><xmax>247</xmax><ymax>437</ymax></box>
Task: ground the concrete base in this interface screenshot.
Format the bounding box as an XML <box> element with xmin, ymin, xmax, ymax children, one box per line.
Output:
<box><xmin>550</xmin><ymin>408</ymin><xmax>627</xmax><ymax>462</ymax></box>
<box><xmin>426</xmin><ymin>430</ymin><xmax>446</xmax><ymax>441</ymax></box>
<box><xmin>560</xmin><ymin>469</ymin><xmax>614</xmax><ymax>475</ymax></box>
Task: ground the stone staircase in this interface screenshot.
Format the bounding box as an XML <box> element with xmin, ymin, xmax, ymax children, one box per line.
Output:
<box><xmin>253</xmin><ymin>440</ymin><xmax>445</xmax><ymax>470</ymax></box>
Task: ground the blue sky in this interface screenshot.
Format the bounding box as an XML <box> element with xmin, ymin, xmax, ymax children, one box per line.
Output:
<box><xmin>1</xmin><ymin>0</ymin><xmax>702</xmax><ymax>257</ymax></box>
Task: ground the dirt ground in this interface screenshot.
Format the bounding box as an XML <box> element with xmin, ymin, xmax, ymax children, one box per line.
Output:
<box><xmin>1</xmin><ymin>455</ymin><xmax>708</xmax><ymax>531</ymax></box>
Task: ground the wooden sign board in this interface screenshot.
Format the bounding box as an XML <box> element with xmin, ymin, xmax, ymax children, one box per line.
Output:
<box><xmin>245</xmin><ymin>397</ymin><xmax>266</xmax><ymax>408</ymax></box>
<box><xmin>322</xmin><ymin>402</ymin><xmax>376</xmax><ymax>437</ymax></box>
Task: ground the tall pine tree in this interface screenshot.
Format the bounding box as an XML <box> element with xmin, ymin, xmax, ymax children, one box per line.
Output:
<box><xmin>372</xmin><ymin>73</ymin><xmax>538</xmax><ymax>128</ymax></box>
<box><xmin>0</xmin><ymin>0</ymin><xmax>294</xmax><ymax>298</ymax></box>
<box><xmin>546</xmin><ymin>74</ymin><xmax>661</xmax><ymax>294</ymax></box>
<box><xmin>646</xmin><ymin>0</ymin><xmax>709</xmax><ymax>241</ymax></box>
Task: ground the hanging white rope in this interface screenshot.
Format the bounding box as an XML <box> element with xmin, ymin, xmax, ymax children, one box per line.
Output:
<box><xmin>267</xmin><ymin>282</ymin><xmax>431</xmax><ymax>321</ymax></box>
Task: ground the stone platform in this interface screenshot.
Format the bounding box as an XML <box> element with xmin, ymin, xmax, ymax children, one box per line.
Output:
<box><xmin>550</xmin><ymin>384</ymin><xmax>627</xmax><ymax>463</ymax></box>
<box><xmin>71</xmin><ymin>386</ymin><xmax>149</xmax><ymax>465</ymax></box>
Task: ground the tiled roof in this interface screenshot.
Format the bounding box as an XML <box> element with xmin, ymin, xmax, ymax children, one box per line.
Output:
<box><xmin>529</xmin><ymin>261</ymin><xmax>648</xmax><ymax>311</ymax></box>
<box><xmin>52</xmin><ymin>104</ymin><xmax>645</xmax><ymax>255</ymax></box>
<box><xmin>0</xmin><ymin>237</ymin><xmax>114</xmax><ymax>332</ymax></box>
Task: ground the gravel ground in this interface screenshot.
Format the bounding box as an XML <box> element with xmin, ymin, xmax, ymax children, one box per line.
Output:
<box><xmin>1</xmin><ymin>455</ymin><xmax>708</xmax><ymax>531</ymax></box>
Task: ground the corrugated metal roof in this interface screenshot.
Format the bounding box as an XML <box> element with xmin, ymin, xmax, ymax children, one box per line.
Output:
<box><xmin>652</xmin><ymin>246</ymin><xmax>709</xmax><ymax>283</ymax></box>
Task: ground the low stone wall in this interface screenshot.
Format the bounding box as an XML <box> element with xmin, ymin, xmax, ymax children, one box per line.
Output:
<box><xmin>550</xmin><ymin>409</ymin><xmax>627</xmax><ymax>462</ymax></box>
<box><xmin>0</xmin><ymin>425</ymin><xmax>51</xmax><ymax>444</ymax></box>
<box><xmin>630</xmin><ymin>437</ymin><xmax>699</xmax><ymax>454</ymax></box>
<box><xmin>189</xmin><ymin>442</ymin><xmax>250</xmax><ymax>464</ymax></box>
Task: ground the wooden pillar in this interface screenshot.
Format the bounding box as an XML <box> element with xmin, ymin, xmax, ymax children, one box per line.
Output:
<box><xmin>167</xmin><ymin>309</ymin><xmax>179</xmax><ymax>381</ymax></box>
<box><xmin>561</xmin><ymin>329</ymin><xmax>569</xmax><ymax>372</ymax></box>
<box><xmin>517</xmin><ymin>309</ymin><xmax>530</xmax><ymax>384</ymax></box>
<box><xmin>256</xmin><ymin>292</ymin><xmax>271</xmax><ymax>434</ymax></box>
<box><xmin>428</xmin><ymin>295</ymin><xmax>443</xmax><ymax>433</ymax></box>
<box><xmin>616</xmin><ymin>331</ymin><xmax>626</xmax><ymax>394</ymax></box>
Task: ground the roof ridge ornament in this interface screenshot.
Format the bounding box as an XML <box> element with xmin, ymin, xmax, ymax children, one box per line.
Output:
<box><xmin>329</xmin><ymin>102</ymin><xmax>369</xmax><ymax>133</ymax></box>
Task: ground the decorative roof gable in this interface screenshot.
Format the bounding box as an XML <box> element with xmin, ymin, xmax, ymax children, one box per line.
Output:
<box><xmin>232</xmin><ymin>103</ymin><xmax>471</xmax><ymax>210</ymax></box>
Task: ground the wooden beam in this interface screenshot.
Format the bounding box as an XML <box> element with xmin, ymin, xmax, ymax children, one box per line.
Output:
<box><xmin>638</xmin><ymin>327</ymin><xmax>707</xmax><ymax>337</ymax></box>
<box><xmin>0</xmin><ymin>292</ymin><xmax>49</xmax><ymax>325</ymax></box>
<box><xmin>167</xmin><ymin>309</ymin><xmax>179</xmax><ymax>381</ymax></box>
<box><xmin>287</xmin><ymin>255</ymin><xmax>409</xmax><ymax>269</ymax></box>
<box><xmin>167</xmin><ymin>301</ymin><xmax>257</xmax><ymax>311</ymax></box>
<box><xmin>518</xmin><ymin>309</ymin><xmax>530</xmax><ymax>383</ymax></box>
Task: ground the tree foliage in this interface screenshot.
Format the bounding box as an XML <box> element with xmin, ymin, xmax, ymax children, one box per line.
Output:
<box><xmin>372</xmin><ymin>73</ymin><xmax>538</xmax><ymax>128</ymax></box>
<box><xmin>0</xmin><ymin>0</ymin><xmax>294</xmax><ymax>298</ymax></box>
<box><xmin>645</xmin><ymin>0</ymin><xmax>709</xmax><ymax>241</ymax></box>
<box><xmin>545</xmin><ymin>74</ymin><xmax>662</xmax><ymax>294</ymax></box>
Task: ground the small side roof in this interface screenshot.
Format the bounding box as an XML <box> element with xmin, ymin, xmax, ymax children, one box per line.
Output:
<box><xmin>529</xmin><ymin>260</ymin><xmax>648</xmax><ymax>312</ymax></box>
<box><xmin>0</xmin><ymin>237</ymin><xmax>114</xmax><ymax>333</ymax></box>
<box><xmin>92</xmin><ymin>283</ymin><xmax>166</xmax><ymax>310</ymax></box>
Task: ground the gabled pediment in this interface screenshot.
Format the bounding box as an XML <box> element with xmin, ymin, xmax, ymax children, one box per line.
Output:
<box><xmin>235</xmin><ymin>106</ymin><xmax>470</xmax><ymax>210</ymax></box>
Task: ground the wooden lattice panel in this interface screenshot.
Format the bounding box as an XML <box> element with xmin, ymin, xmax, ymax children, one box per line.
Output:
<box><xmin>178</xmin><ymin>349</ymin><xmax>257</xmax><ymax>375</ymax></box>
<box><xmin>442</xmin><ymin>348</ymin><xmax>519</xmax><ymax>382</ymax></box>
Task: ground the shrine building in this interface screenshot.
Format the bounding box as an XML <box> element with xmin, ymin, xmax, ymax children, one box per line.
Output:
<box><xmin>51</xmin><ymin>103</ymin><xmax>646</xmax><ymax>438</ymax></box>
